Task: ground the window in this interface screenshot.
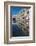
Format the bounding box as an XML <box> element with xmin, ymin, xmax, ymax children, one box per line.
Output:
<box><xmin>13</xmin><ymin>18</ymin><xmax>16</xmax><ymax>23</ymax></box>
<box><xmin>27</xmin><ymin>11</ymin><xmax>29</xmax><ymax>14</ymax></box>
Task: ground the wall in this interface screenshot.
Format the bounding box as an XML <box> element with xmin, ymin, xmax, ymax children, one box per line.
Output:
<box><xmin>0</xmin><ymin>0</ymin><xmax>36</xmax><ymax>46</ymax></box>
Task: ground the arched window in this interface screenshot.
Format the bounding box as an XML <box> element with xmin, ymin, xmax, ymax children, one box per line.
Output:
<box><xmin>13</xmin><ymin>18</ymin><xmax>16</xmax><ymax>23</ymax></box>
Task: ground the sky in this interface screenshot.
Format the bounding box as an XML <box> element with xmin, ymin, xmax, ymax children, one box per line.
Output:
<box><xmin>10</xmin><ymin>6</ymin><xmax>25</xmax><ymax>16</ymax></box>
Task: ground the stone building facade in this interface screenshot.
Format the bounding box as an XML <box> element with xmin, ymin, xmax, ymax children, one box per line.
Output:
<box><xmin>16</xmin><ymin>9</ymin><xmax>29</xmax><ymax>34</ymax></box>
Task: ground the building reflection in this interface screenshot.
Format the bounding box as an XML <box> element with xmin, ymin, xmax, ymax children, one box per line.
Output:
<box><xmin>12</xmin><ymin>8</ymin><xmax>30</xmax><ymax>36</ymax></box>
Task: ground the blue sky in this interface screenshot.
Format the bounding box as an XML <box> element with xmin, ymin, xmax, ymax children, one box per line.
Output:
<box><xmin>10</xmin><ymin>6</ymin><xmax>24</xmax><ymax>16</ymax></box>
